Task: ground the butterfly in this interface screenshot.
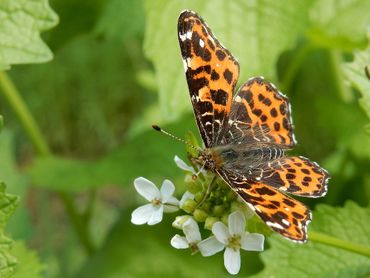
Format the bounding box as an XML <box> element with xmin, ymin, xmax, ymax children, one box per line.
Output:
<box><xmin>177</xmin><ymin>10</ymin><xmax>330</xmax><ymax>243</ymax></box>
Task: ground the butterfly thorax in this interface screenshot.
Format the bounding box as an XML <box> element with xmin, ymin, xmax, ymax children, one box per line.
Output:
<box><xmin>198</xmin><ymin>144</ymin><xmax>286</xmax><ymax>175</ymax></box>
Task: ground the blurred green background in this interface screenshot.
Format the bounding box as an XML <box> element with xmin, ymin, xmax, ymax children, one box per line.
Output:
<box><xmin>0</xmin><ymin>0</ymin><xmax>369</xmax><ymax>277</ymax></box>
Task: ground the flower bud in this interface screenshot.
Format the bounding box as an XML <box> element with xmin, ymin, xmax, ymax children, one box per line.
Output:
<box><xmin>212</xmin><ymin>205</ymin><xmax>225</xmax><ymax>217</ymax></box>
<box><xmin>185</xmin><ymin>175</ymin><xmax>202</xmax><ymax>194</ymax></box>
<box><xmin>193</xmin><ymin>208</ymin><xmax>208</xmax><ymax>222</ymax></box>
<box><xmin>194</xmin><ymin>192</ymin><xmax>204</xmax><ymax>203</ymax></box>
<box><xmin>172</xmin><ymin>215</ymin><xmax>193</xmax><ymax>229</ymax></box>
<box><xmin>200</xmin><ymin>201</ymin><xmax>211</xmax><ymax>213</ymax></box>
<box><xmin>204</xmin><ymin>216</ymin><xmax>219</xmax><ymax>230</ymax></box>
<box><xmin>182</xmin><ymin>199</ymin><xmax>197</xmax><ymax>213</ymax></box>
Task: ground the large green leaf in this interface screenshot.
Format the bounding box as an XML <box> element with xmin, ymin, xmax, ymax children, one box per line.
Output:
<box><xmin>0</xmin><ymin>0</ymin><xmax>58</xmax><ymax>70</ymax></box>
<box><xmin>144</xmin><ymin>0</ymin><xmax>312</xmax><ymax>123</ymax></box>
<box><xmin>253</xmin><ymin>202</ymin><xmax>370</xmax><ymax>278</ymax></box>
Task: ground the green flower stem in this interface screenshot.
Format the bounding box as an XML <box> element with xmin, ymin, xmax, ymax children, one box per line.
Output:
<box><xmin>0</xmin><ymin>71</ymin><xmax>95</xmax><ymax>255</ymax></box>
<box><xmin>309</xmin><ymin>231</ymin><xmax>370</xmax><ymax>257</ymax></box>
<box><xmin>0</xmin><ymin>72</ymin><xmax>50</xmax><ymax>155</ymax></box>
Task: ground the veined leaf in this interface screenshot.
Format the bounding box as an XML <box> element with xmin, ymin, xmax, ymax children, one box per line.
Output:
<box><xmin>0</xmin><ymin>0</ymin><xmax>58</xmax><ymax>70</ymax></box>
<box><xmin>253</xmin><ymin>202</ymin><xmax>370</xmax><ymax>278</ymax></box>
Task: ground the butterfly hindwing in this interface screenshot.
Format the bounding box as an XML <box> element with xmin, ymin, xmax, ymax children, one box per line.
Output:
<box><xmin>218</xmin><ymin>170</ymin><xmax>312</xmax><ymax>242</ymax></box>
<box><xmin>255</xmin><ymin>156</ymin><xmax>330</xmax><ymax>197</ymax></box>
<box><xmin>178</xmin><ymin>11</ymin><xmax>240</xmax><ymax>147</ymax></box>
<box><xmin>226</xmin><ymin>77</ymin><xmax>296</xmax><ymax>147</ymax></box>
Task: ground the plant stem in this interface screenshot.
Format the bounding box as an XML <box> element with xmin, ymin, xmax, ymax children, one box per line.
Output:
<box><xmin>0</xmin><ymin>72</ymin><xmax>50</xmax><ymax>155</ymax></box>
<box><xmin>0</xmin><ymin>71</ymin><xmax>95</xmax><ymax>255</ymax></box>
<box><xmin>309</xmin><ymin>231</ymin><xmax>370</xmax><ymax>257</ymax></box>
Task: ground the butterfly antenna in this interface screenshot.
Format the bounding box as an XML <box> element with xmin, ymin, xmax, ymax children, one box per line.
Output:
<box><xmin>152</xmin><ymin>124</ymin><xmax>199</xmax><ymax>152</ymax></box>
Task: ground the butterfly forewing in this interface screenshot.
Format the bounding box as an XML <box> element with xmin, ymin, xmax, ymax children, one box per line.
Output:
<box><xmin>178</xmin><ymin>11</ymin><xmax>239</xmax><ymax>147</ymax></box>
<box><xmin>226</xmin><ymin>77</ymin><xmax>296</xmax><ymax>147</ymax></box>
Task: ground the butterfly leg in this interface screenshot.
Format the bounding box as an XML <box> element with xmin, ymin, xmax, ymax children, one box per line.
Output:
<box><xmin>194</xmin><ymin>175</ymin><xmax>217</xmax><ymax>209</ymax></box>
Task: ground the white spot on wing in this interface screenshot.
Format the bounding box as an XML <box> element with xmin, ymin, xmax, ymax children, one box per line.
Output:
<box><xmin>186</xmin><ymin>31</ymin><xmax>192</xmax><ymax>39</ymax></box>
<box><xmin>199</xmin><ymin>38</ymin><xmax>205</xmax><ymax>47</ymax></box>
<box><xmin>266</xmin><ymin>221</ymin><xmax>284</xmax><ymax>230</ymax></box>
<box><xmin>179</xmin><ymin>32</ymin><xmax>187</xmax><ymax>41</ymax></box>
<box><xmin>182</xmin><ymin>59</ymin><xmax>188</xmax><ymax>71</ymax></box>
<box><xmin>282</xmin><ymin>219</ymin><xmax>290</xmax><ymax>227</ymax></box>
<box><xmin>235</xmin><ymin>95</ymin><xmax>242</xmax><ymax>102</ymax></box>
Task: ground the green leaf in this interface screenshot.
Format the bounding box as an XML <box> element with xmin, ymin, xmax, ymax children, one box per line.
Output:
<box><xmin>144</xmin><ymin>0</ymin><xmax>312</xmax><ymax>122</ymax></box>
<box><xmin>0</xmin><ymin>183</ymin><xmax>20</xmax><ymax>278</ymax></box>
<box><xmin>253</xmin><ymin>202</ymin><xmax>370</xmax><ymax>278</ymax></box>
<box><xmin>308</xmin><ymin>0</ymin><xmax>370</xmax><ymax>50</ymax></box>
<box><xmin>343</xmin><ymin>31</ymin><xmax>370</xmax><ymax>121</ymax></box>
<box><xmin>0</xmin><ymin>0</ymin><xmax>59</xmax><ymax>70</ymax></box>
<box><xmin>11</xmin><ymin>241</ymin><xmax>43</xmax><ymax>278</ymax></box>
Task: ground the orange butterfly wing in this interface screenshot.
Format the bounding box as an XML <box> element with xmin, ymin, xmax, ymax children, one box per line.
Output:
<box><xmin>226</xmin><ymin>77</ymin><xmax>296</xmax><ymax>147</ymax></box>
<box><xmin>218</xmin><ymin>170</ymin><xmax>312</xmax><ymax>242</ymax></box>
<box><xmin>178</xmin><ymin>11</ymin><xmax>239</xmax><ymax>147</ymax></box>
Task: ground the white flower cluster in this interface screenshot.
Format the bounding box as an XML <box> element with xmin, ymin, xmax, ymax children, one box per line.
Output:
<box><xmin>131</xmin><ymin>156</ymin><xmax>264</xmax><ymax>275</ymax></box>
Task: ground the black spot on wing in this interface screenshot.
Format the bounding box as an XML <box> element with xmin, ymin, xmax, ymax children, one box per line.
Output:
<box><xmin>216</xmin><ymin>49</ymin><xmax>226</xmax><ymax>61</ymax></box>
<box><xmin>210</xmin><ymin>89</ymin><xmax>228</xmax><ymax>105</ymax></box>
<box><xmin>223</xmin><ymin>69</ymin><xmax>233</xmax><ymax>84</ymax></box>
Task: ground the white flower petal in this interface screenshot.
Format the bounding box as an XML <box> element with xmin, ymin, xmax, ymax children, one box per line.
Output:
<box><xmin>131</xmin><ymin>204</ymin><xmax>155</xmax><ymax>225</ymax></box>
<box><xmin>160</xmin><ymin>179</ymin><xmax>175</xmax><ymax>203</ymax></box>
<box><xmin>198</xmin><ymin>236</ymin><xmax>225</xmax><ymax>256</ymax></box>
<box><xmin>212</xmin><ymin>222</ymin><xmax>230</xmax><ymax>244</ymax></box>
<box><xmin>134</xmin><ymin>177</ymin><xmax>160</xmax><ymax>201</ymax></box>
<box><xmin>224</xmin><ymin>247</ymin><xmax>241</xmax><ymax>275</ymax></box>
<box><xmin>147</xmin><ymin>205</ymin><xmax>163</xmax><ymax>225</ymax></box>
<box><xmin>241</xmin><ymin>233</ymin><xmax>265</xmax><ymax>251</ymax></box>
<box><xmin>183</xmin><ymin>218</ymin><xmax>201</xmax><ymax>242</ymax></box>
<box><xmin>163</xmin><ymin>203</ymin><xmax>179</xmax><ymax>213</ymax></box>
<box><xmin>171</xmin><ymin>235</ymin><xmax>189</xmax><ymax>249</ymax></box>
<box><xmin>180</xmin><ymin>191</ymin><xmax>194</xmax><ymax>208</ymax></box>
<box><xmin>228</xmin><ymin>211</ymin><xmax>246</xmax><ymax>236</ymax></box>
<box><xmin>174</xmin><ymin>155</ymin><xmax>195</xmax><ymax>173</ymax></box>
<box><xmin>165</xmin><ymin>195</ymin><xmax>179</xmax><ymax>206</ymax></box>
